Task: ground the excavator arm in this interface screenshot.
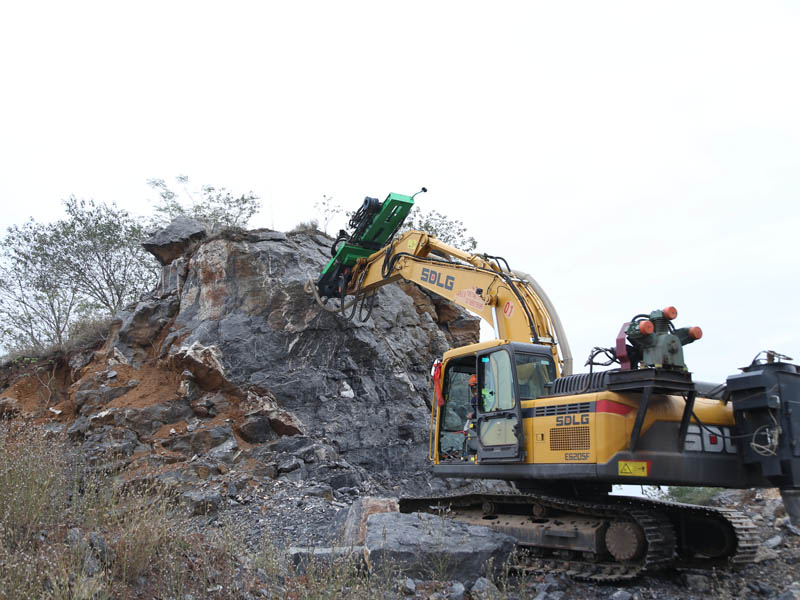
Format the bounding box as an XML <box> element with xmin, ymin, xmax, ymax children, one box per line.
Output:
<box><xmin>345</xmin><ymin>230</ymin><xmax>573</xmax><ymax>376</ymax></box>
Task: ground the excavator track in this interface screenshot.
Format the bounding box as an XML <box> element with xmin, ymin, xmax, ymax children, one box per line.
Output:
<box><xmin>399</xmin><ymin>490</ymin><xmax>756</xmax><ymax>582</ymax></box>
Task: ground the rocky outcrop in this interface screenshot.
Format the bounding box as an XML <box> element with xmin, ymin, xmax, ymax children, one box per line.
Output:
<box><xmin>142</xmin><ymin>215</ymin><xmax>207</xmax><ymax>266</ymax></box>
<box><xmin>111</xmin><ymin>226</ymin><xmax>478</xmax><ymax>488</ymax></box>
<box><xmin>14</xmin><ymin>221</ymin><xmax>478</xmax><ymax>501</ymax></box>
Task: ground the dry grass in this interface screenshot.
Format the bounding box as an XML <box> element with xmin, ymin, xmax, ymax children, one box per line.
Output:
<box><xmin>289</xmin><ymin>219</ymin><xmax>321</xmax><ymax>235</ymax></box>
<box><xmin>0</xmin><ymin>422</ymin><xmax>406</xmax><ymax>599</ymax></box>
<box><xmin>1</xmin><ymin>315</ymin><xmax>112</xmax><ymax>368</ymax></box>
<box><xmin>0</xmin><ymin>423</ymin><xmax>199</xmax><ymax>599</ymax></box>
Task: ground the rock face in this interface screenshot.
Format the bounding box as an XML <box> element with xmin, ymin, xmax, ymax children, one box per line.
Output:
<box><xmin>13</xmin><ymin>221</ymin><xmax>479</xmax><ymax>498</ymax></box>
<box><xmin>131</xmin><ymin>226</ymin><xmax>478</xmax><ymax>485</ymax></box>
<box><xmin>364</xmin><ymin>511</ymin><xmax>516</xmax><ymax>586</ymax></box>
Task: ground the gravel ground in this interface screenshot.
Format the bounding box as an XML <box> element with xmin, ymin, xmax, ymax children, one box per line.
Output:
<box><xmin>190</xmin><ymin>471</ymin><xmax>800</xmax><ymax>599</ymax></box>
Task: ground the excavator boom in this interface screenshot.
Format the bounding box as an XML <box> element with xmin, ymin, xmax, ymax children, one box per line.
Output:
<box><xmin>349</xmin><ymin>230</ymin><xmax>571</xmax><ymax>376</ymax></box>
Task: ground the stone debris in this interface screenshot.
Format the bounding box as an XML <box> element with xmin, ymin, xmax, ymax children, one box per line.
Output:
<box><xmin>470</xmin><ymin>577</ymin><xmax>501</xmax><ymax>600</ymax></box>
<box><xmin>181</xmin><ymin>489</ymin><xmax>223</xmax><ymax>515</ymax></box>
<box><xmin>287</xmin><ymin>545</ymin><xmax>367</xmax><ymax>575</ymax></box>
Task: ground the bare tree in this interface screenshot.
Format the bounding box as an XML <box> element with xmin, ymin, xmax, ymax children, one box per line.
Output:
<box><xmin>0</xmin><ymin>221</ymin><xmax>80</xmax><ymax>349</ymax></box>
<box><xmin>147</xmin><ymin>175</ymin><xmax>261</xmax><ymax>229</ymax></box>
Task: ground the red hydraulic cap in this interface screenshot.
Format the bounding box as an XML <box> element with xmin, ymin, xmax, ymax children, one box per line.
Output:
<box><xmin>689</xmin><ymin>326</ymin><xmax>703</xmax><ymax>340</ymax></box>
<box><xmin>638</xmin><ymin>320</ymin><xmax>655</xmax><ymax>335</ymax></box>
<box><xmin>663</xmin><ymin>306</ymin><xmax>678</xmax><ymax>320</ymax></box>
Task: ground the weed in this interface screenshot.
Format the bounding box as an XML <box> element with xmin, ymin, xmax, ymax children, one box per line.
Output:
<box><xmin>666</xmin><ymin>486</ymin><xmax>726</xmax><ymax>505</ymax></box>
<box><xmin>290</xmin><ymin>219</ymin><xmax>321</xmax><ymax>235</ymax></box>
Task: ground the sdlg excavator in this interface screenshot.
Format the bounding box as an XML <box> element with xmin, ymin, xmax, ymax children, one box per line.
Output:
<box><xmin>310</xmin><ymin>190</ymin><xmax>800</xmax><ymax>581</ymax></box>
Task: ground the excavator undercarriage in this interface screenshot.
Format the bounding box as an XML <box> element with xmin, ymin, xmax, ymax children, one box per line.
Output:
<box><xmin>400</xmin><ymin>490</ymin><xmax>758</xmax><ymax>581</ymax></box>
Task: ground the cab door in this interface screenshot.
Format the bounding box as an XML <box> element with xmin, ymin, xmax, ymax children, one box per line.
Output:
<box><xmin>476</xmin><ymin>347</ymin><xmax>524</xmax><ymax>462</ymax></box>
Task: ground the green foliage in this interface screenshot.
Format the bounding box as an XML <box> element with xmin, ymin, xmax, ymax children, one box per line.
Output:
<box><xmin>402</xmin><ymin>206</ymin><xmax>478</xmax><ymax>252</ymax></box>
<box><xmin>0</xmin><ymin>199</ymin><xmax>157</xmax><ymax>353</ymax></box>
<box><xmin>665</xmin><ymin>486</ymin><xmax>725</xmax><ymax>505</ymax></box>
<box><xmin>0</xmin><ymin>219</ymin><xmax>79</xmax><ymax>349</ymax></box>
<box><xmin>148</xmin><ymin>174</ymin><xmax>261</xmax><ymax>229</ymax></box>
<box><xmin>59</xmin><ymin>197</ymin><xmax>158</xmax><ymax>314</ymax></box>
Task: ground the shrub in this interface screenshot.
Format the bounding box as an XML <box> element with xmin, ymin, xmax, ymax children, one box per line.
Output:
<box><xmin>666</xmin><ymin>486</ymin><xmax>725</xmax><ymax>505</ymax></box>
<box><xmin>290</xmin><ymin>219</ymin><xmax>322</xmax><ymax>235</ymax></box>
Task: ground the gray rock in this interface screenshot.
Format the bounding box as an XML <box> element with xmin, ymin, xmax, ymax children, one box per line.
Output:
<box><xmin>194</xmin><ymin>392</ymin><xmax>230</xmax><ymax>417</ymax></box>
<box><xmin>69</xmin><ymin>350</ymin><xmax>95</xmax><ymax>371</ymax></box>
<box><xmin>782</xmin><ymin>488</ymin><xmax>800</xmax><ymax>526</ymax></box>
<box><xmin>75</xmin><ymin>381</ymin><xmax>138</xmax><ymax>415</ymax></box>
<box><xmin>143</xmin><ymin>215</ymin><xmax>207</xmax><ymax>266</ymax></box>
<box><xmin>610</xmin><ymin>590</ymin><xmax>633</xmax><ymax>600</ymax></box>
<box><xmin>253</xmin><ymin>462</ymin><xmax>278</xmax><ymax>479</ymax></box>
<box><xmin>75</xmin><ymin>226</ymin><xmax>480</xmax><ymax>502</ymax></box>
<box><xmin>81</xmin><ymin>426</ymin><xmax>141</xmax><ymax>463</ymax></box>
<box><xmin>685</xmin><ymin>573</ymin><xmax>711</xmax><ymax>593</ymax></box>
<box><xmin>754</xmin><ymin>546</ymin><xmax>780</xmax><ymax>562</ymax></box>
<box><xmin>113</xmin><ymin>295</ymin><xmax>180</xmax><ymax>365</ymax></box>
<box><xmin>116</xmin><ymin>398</ymin><xmax>193</xmax><ymax>437</ymax></box>
<box><xmin>449</xmin><ymin>581</ymin><xmax>465</xmax><ymax>600</ymax></box>
<box><xmin>402</xmin><ymin>577</ymin><xmax>416</xmax><ymax>595</ymax></box>
<box><xmin>341</xmin><ymin>497</ymin><xmax>400</xmax><ymax>546</ymax></box>
<box><xmin>278</xmin><ymin>455</ymin><xmax>303</xmax><ymax>473</ymax></box>
<box><xmin>325</xmin><ymin>470</ymin><xmax>362</xmax><ymax>490</ymax></box>
<box><xmin>67</xmin><ymin>417</ymin><xmax>91</xmax><ymax>440</ymax></box>
<box><xmin>777</xmin><ymin>582</ymin><xmax>800</xmax><ymax>600</ymax></box>
<box><xmin>765</xmin><ymin>534</ymin><xmax>784</xmax><ymax>549</ymax></box>
<box><xmin>181</xmin><ymin>489</ymin><xmax>223</xmax><ymax>515</ymax></box>
<box><xmin>287</xmin><ymin>546</ymin><xmax>367</xmax><ymax>574</ymax></box>
<box><xmin>66</xmin><ymin>527</ymin><xmax>84</xmax><ymax>548</ymax></box>
<box><xmin>207</xmin><ymin>437</ymin><xmax>239</xmax><ymax>463</ymax></box>
<box><xmin>303</xmin><ymin>484</ymin><xmax>334</xmax><ymax>500</ymax></box>
<box><xmin>365</xmin><ymin>512</ymin><xmax>515</xmax><ymax>586</ymax></box>
<box><xmin>164</xmin><ymin>424</ymin><xmax>235</xmax><ymax>456</ymax></box>
<box><xmin>250</xmin><ymin>230</ymin><xmax>287</xmax><ymax>242</ymax></box>
<box><xmin>89</xmin><ymin>531</ymin><xmax>115</xmax><ymax>565</ymax></box>
<box><xmin>81</xmin><ymin>552</ymin><xmax>101</xmax><ymax>577</ymax></box>
<box><xmin>238</xmin><ymin>414</ymin><xmax>275</xmax><ymax>444</ymax></box>
<box><xmin>470</xmin><ymin>577</ymin><xmax>501</xmax><ymax>600</ymax></box>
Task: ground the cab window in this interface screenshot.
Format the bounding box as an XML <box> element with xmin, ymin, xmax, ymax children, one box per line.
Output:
<box><xmin>441</xmin><ymin>369</ymin><xmax>472</xmax><ymax>431</ymax></box>
<box><xmin>515</xmin><ymin>353</ymin><xmax>555</xmax><ymax>400</ymax></box>
<box><xmin>480</xmin><ymin>350</ymin><xmax>515</xmax><ymax>411</ymax></box>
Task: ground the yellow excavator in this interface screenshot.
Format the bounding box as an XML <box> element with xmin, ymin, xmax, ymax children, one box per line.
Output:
<box><xmin>311</xmin><ymin>191</ymin><xmax>800</xmax><ymax>581</ymax></box>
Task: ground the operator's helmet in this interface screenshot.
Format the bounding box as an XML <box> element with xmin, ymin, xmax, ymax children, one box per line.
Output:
<box><xmin>469</xmin><ymin>374</ymin><xmax>477</xmax><ymax>389</ymax></box>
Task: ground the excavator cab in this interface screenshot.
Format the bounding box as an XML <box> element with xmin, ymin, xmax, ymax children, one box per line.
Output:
<box><xmin>435</xmin><ymin>340</ymin><xmax>556</xmax><ymax>465</ymax></box>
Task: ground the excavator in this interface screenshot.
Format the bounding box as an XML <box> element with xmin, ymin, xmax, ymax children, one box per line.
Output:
<box><xmin>310</xmin><ymin>190</ymin><xmax>800</xmax><ymax>581</ymax></box>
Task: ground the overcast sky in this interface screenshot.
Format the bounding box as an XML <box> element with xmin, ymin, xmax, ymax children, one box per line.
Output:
<box><xmin>1</xmin><ymin>1</ymin><xmax>798</xmax><ymax>381</ymax></box>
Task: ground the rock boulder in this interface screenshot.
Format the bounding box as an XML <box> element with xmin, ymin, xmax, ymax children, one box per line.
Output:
<box><xmin>364</xmin><ymin>512</ymin><xmax>516</xmax><ymax>585</ymax></box>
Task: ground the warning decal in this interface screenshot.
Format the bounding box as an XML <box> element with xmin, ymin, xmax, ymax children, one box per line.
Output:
<box><xmin>618</xmin><ymin>460</ymin><xmax>651</xmax><ymax>477</ymax></box>
<box><xmin>454</xmin><ymin>288</ymin><xmax>485</xmax><ymax>312</ymax></box>
<box><xmin>407</xmin><ymin>239</ymin><xmax>418</xmax><ymax>250</ymax></box>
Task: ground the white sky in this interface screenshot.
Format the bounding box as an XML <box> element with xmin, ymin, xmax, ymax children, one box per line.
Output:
<box><xmin>1</xmin><ymin>1</ymin><xmax>798</xmax><ymax>381</ymax></box>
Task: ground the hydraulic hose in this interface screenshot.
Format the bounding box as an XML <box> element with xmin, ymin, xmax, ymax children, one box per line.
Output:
<box><xmin>511</xmin><ymin>269</ymin><xmax>573</xmax><ymax>376</ymax></box>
